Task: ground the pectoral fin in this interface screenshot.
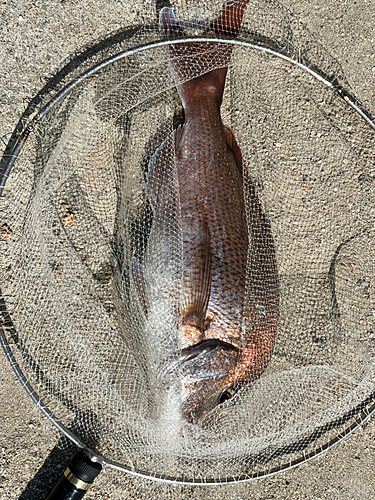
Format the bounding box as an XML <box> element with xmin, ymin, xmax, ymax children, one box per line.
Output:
<box><xmin>182</xmin><ymin>221</ymin><xmax>212</xmax><ymax>332</ymax></box>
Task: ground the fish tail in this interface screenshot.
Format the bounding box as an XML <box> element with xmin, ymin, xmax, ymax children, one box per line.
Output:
<box><xmin>159</xmin><ymin>2</ymin><xmax>249</xmax><ymax>108</ymax></box>
<box><xmin>209</xmin><ymin>0</ymin><xmax>251</xmax><ymax>38</ymax></box>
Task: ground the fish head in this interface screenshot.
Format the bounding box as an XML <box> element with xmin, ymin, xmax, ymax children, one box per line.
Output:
<box><xmin>179</xmin><ymin>339</ymin><xmax>274</xmax><ymax>425</ymax></box>
<box><xmin>180</xmin><ymin>344</ymin><xmax>239</xmax><ymax>425</ymax></box>
<box><xmin>155</xmin><ymin>340</ymin><xmax>240</xmax><ymax>426</ymax></box>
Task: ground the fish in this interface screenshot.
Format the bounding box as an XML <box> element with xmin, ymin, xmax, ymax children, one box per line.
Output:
<box><xmin>131</xmin><ymin>0</ymin><xmax>278</xmax><ymax>427</ymax></box>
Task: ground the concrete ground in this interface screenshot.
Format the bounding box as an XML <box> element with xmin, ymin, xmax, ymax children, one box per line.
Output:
<box><xmin>1</xmin><ymin>0</ymin><xmax>375</xmax><ymax>498</ymax></box>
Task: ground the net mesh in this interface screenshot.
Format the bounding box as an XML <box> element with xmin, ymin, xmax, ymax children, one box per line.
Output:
<box><xmin>1</xmin><ymin>0</ymin><xmax>375</xmax><ymax>483</ymax></box>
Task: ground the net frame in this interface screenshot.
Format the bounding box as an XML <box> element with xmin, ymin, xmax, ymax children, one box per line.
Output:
<box><xmin>1</xmin><ymin>35</ymin><xmax>375</xmax><ymax>485</ymax></box>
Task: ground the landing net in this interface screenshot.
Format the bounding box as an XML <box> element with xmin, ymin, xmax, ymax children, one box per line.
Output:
<box><xmin>1</xmin><ymin>0</ymin><xmax>375</xmax><ymax>484</ymax></box>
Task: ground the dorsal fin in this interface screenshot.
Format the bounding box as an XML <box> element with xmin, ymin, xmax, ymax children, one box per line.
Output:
<box><xmin>224</xmin><ymin>125</ymin><xmax>243</xmax><ymax>176</ymax></box>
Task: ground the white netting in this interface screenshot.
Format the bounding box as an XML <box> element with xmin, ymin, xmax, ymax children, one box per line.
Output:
<box><xmin>1</xmin><ymin>0</ymin><xmax>375</xmax><ymax>483</ymax></box>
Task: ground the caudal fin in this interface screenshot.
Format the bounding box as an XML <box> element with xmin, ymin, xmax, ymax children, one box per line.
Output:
<box><xmin>209</xmin><ymin>0</ymin><xmax>251</xmax><ymax>38</ymax></box>
<box><xmin>159</xmin><ymin>1</ymin><xmax>250</xmax><ymax>108</ymax></box>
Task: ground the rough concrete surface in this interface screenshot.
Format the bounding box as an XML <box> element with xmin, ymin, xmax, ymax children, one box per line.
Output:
<box><xmin>1</xmin><ymin>0</ymin><xmax>375</xmax><ymax>499</ymax></box>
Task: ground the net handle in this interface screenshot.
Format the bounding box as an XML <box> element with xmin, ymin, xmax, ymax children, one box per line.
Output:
<box><xmin>45</xmin><ymin>451</ymin><xmax>102</xmax><ymax>500</ymax></box>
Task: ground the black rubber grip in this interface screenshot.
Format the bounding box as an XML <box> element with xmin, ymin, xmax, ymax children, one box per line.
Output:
<box><xmin>45</xmin><ymin>476</ymin><xmax>87</xmax><ymax>500</ymax></box>
<box><xmin>45</xmin><ymin>451</ymin><xmax>102</xmax><ymax>500</ymax></box>
<box><xmin>69</xmin><ymin>451</ymin><xmax>102</xmax><ymax>483</ymax></box>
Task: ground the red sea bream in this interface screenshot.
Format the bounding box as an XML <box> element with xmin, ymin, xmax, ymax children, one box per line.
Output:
<box><xmin>132</xmin><ymin>1</ymin><xmax>278</xmax><ymax>426</ymax></box>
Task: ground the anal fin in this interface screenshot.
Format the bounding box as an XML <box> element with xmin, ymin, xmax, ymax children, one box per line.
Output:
<box><xmin>131</xmin><ymin>255</ymin><xmax>148</xmax><ymax>318</ymax></box>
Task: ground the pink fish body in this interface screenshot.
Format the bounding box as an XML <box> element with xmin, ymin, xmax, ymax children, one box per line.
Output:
<box><xmin>137</xmin><ymin>1</ymin><xmax>278</xmax><ymax>425</ymax></box>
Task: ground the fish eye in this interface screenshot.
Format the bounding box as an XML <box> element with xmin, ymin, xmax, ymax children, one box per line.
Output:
<box><xmin>218</xmin><ymin>389</ymin><xmax>233</xmax><ymax>405</ymax></box>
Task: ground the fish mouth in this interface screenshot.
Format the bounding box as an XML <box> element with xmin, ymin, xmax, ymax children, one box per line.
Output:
<box><xmin>156</xmin><ymin>339</ymin><xmax>239</xmax><ymax>383</ymax></box>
